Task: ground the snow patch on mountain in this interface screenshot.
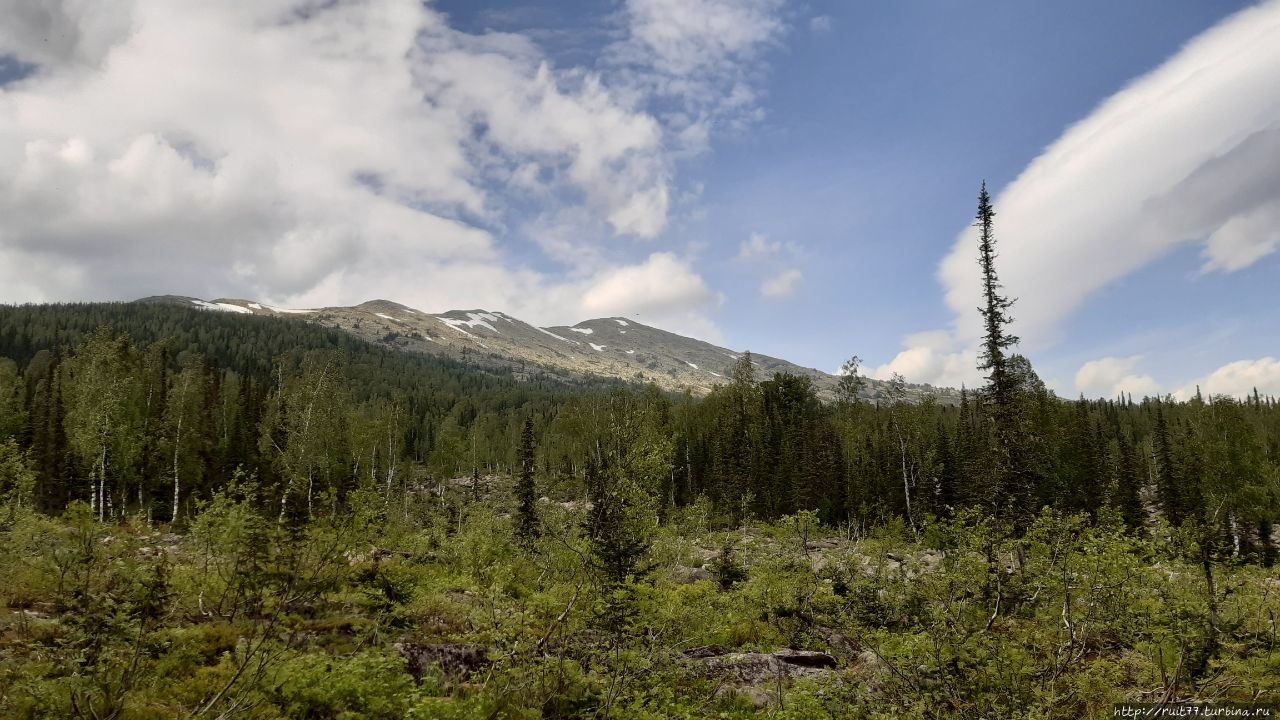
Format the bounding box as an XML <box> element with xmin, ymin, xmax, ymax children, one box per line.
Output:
<box><xmin>614</xmin><ymin>319</ymin><xmax>629</xmax><ymax>326</ymax></box>
<box><xmin>536</xmin><ymin>327</ymin><xmax>579</xmax><ymax>345</ymax></box>
<box><xmin>437</xmin><ymin>320</ymin><xmax>475</xmax><ymax>338</ymax></box>
<box><xmin>438</xmin><ymin>312</ymin><xmax>501</xmax><ymax>334</ymax></box>
<box><xmin>686</xmin><ymin>361</ymin><xmax>698</xmax><ymax>369</ymax></box>
<box><xmin>590</xmin><ymin>343</ymin><xmax>606</xmax><ymax>352</ymax></box>
<box><xmin>569</xmin><ymin>327</ymin><xmax>594</xmax><ymax>335</ymax></box>
<box><xmin>192</xmin><ymin>300</ymin><xmax>252</xmax><ymax>315</ymax></box>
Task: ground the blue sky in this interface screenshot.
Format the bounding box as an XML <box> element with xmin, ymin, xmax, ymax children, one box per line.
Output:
<box><xmin>1</xmin><ymin>0</ymin><xmax>1278</xmax><ymax>398</ymax></box>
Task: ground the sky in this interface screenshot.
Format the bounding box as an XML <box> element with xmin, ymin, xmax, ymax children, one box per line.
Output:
<box><xmin>1</xmin><ymin>0</ymin><xmax>1278</xmax><ymax>400</ymax></box>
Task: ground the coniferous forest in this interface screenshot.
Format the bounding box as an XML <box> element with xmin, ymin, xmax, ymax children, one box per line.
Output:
<box><xmin>1</xmin><ymin>198</ymin><xmax>1278</xmax><ymax>718</ymax></box>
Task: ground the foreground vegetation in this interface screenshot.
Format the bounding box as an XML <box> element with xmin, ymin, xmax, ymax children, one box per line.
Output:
<box><xmin>1</xmin><ymin>489</ymin><xmax>1276</xmax><ymax>719</ymax></box>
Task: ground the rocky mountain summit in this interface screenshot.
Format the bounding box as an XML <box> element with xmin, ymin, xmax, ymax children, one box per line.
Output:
<box><xmin>137</xmin><ymin>296</ymin><xmax>955</xmax><ymax>402</ymax></box>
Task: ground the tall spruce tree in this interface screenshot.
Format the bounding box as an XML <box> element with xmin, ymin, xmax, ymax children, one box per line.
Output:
<box><xmin>973</xmin><ymin>182</ymin><xmax>1030</xmax><ymax>523</ymax></box>
<box><xmin>975</xmin><ymin>182</ymin><xmax>1019</xmax><ymax>412</ymax></box>
<box><xmin>514</xmin><ymin>417</ymin><xmax>540</xmax><ymax>547</ymax></box>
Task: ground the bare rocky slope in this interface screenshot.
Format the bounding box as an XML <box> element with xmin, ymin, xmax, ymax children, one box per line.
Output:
<box><xmin>137</xmin><ymin>296</ymin><xmax>956</xmax><ymax>402</ymax></box>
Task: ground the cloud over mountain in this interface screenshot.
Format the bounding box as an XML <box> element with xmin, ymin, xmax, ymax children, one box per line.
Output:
<box><xmin>0</xmin><ymin>0</ymin><xmax>786</xmax><ymax>340</ymax></box>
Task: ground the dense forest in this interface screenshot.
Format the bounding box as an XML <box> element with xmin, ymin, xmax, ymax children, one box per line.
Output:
<box><xmin>1</xmin><ymin>301</ymin><xmax>1276</xmax><ymax>562</ymax></box>
<box><xmin>1</xmin><ymin>197</ymin><xmax>1278</xmax><ymax>717</ymax></box>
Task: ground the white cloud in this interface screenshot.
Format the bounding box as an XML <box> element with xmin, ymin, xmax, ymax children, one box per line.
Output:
<box><xmin>736</xmin><ymin>231</ymin><xmax>783</xmax><ymax>260</ymax></box>
<box><xmin>759</xmin><ymin>267</ymin><xmax>802</xmax><ymax>298</ymax></box>
<box><xmin>575</xmin><ymin>252</ymin><xmax>725</xmax><ymax>341</ymax></box>
<box><xmin>885</xmin><ymin>1</ymin><xmax>1280</xmax><ymax>385</ymax></box>
<box><xmin>936</xmin><ymin>0</ymin><xmax>1280</xmax><ymax>351</ymax></box>
<box><xmin>1173</xmin><ymin>357</ymin><xmax>1280</xmax><ymax>400</ymax></box>
<box><xmin>1200</xmin><ymin>202</ymin><xmax>1280</xmax><ymax>273</ymax></box>
<box><xmin>1074</xmin><ymin>356</ymin><xmax>1160</xmax><ymax>399</ymax></box>
<box><xmin>620</xmin><ymin>0</ymin><xmax>783</xmax><ymax>79</ymax></box>
<box><xmin>871</xmin><ymin>331</ymin><xmax>979</xmax><ymax>389</ymax></box>
<box><xmin>609</xmin><ymin>0</ymin><xmax>785</xmax><ymax>153</ymax></box>
<box><xmin>809</xmin><ymin>15</ymin><xmax>832</xmax><ymax>34</ymax></box>
<box><xmin>0</xmin><ymin>0</ymin><xmax>786</xmax><ymax>337</ymax></box>
<box><xmin>0</xmin><ymin>0</ymin><xmax>135</xmax><ymax>69</ymax></box>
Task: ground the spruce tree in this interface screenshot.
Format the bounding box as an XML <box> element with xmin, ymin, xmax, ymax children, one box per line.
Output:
<box><xmin>1153</xmin><ymin>408</ymin><xmax>1182</xmax><ymax>525</ymax></box>
<box><xmin>973</xmin><ymin>182</ymin><xmax>1030</xmax><ymax>523</ymax></box>
<box><xmin>975</xmin><ymin>182</ymin><xmax>1019</xmax><ymax>414</ymax></box>
<box><xmin>514</xmin><ymin>417</ymin><xmax>540</xmax><ymax>547</ymax></box>
<box><xmin>582</xmin><ymin>456</ymin><xmax>651</xmax><ymax>631</ymax></box>
<box><xmin>1112</xmin><ymin>433</ymin><xmax>1146</xmax><ymax>532</ymax></box>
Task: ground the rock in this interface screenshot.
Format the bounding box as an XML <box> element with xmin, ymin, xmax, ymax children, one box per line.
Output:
<box><xmin>395</xmin><ymin>643</ymin><xmax>489</xmax><ymax>683</ymax></box>
<box><xmin>690</xmin><ymin>546</ymin><xmax>720</xmax><ymax>566</ymax></box>
<box><xmin>806</xmin><ymin>539</ymin><xmax>840</xmax><ymax>550</ymax></box>
<box><xmin>736</xmin><ymin>685</ymin><xmax>776</xmax><ymax>708</ymax></box>
<box><xmin>774</xmin><ymin>649</ymin><xmax>838</xmax><ymax>669</ymax></box>
<box><xmin>854</xmin><ymin>650</ymin><xmax>881</xmax><ymax>672</ymax></box>
<box><xmin>681</xmin><ymin>645</ymin><xmax>729</xmax><ymax>659</ymax></box>
<box><xmin>814</xmin><ymin>626</ymin><xmax>860</xmax><ymax>657</ymax></box>
<box><xmin>919</xmin><ymin>549</ymin><xmax>945</xmax><ymax>571</ymax></box>
<box><xmin>695</xmin><ymin>649</ymin><xmax>838</xmax><ymax>685</ymax></box>
<box><xmin>675</xmin><ymin>566</ymin><xmax>713</xmax><ymax>584</ymax></box>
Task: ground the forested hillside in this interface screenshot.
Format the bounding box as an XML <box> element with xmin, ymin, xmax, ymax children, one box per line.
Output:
<box><xmin>1</xmin><ymin>301</ymin><xmax>1276</xmax><ymax>549</ymax></box>
<box><xmin>1</xmin><ymin>299</ymin><xmax>1278</xmax><ymax>717</ymax></box>
<box><xmin>0</xmin><ymin>302</ymin><xmax>629</xmax><ymax>519</ymax></box>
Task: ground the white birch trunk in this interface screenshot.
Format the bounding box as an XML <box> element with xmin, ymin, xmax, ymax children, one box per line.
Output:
<box><xmin>172</xmin><ymin>414</ymin><xmax>183</xmax><ymax>523</ymax></box>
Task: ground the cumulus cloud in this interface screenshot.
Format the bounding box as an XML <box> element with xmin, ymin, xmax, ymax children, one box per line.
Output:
<box><xmin>1074</xmin><ymin>356</ymin><xmax>1160</xmax><ymax>399</ymax></box>
<box><xmin>884</xmin><ymin>0</ymin><xmax>1280</xmax><ymax>386</ymax></box>
<box><xmin>760</xmin><ymin>268</ymin><xmax>802</xmax><ymax>298</ymax></box>
<box><xmin>574</xmin><ymin>252</ymin><xmax>725</xmax><ymax>340</ymax></box>
<box><xmin>871</xmin><ymin>331</ymin><xmax>979</xmax><ymax>389</ymax></box>
<box><xmin>1173</xmin><ymin>357</ymin><xmax>1280</xmax><ymax>400</ymax></box>
<box><xmin>0</xmin><ymin>0</ymin><xmax>135</xmax><ymax>69</ymax></box>
<box><xmin>0</xmin><ymin>0</ymin><xmax>786</xmax><ymax>335</ymax></box>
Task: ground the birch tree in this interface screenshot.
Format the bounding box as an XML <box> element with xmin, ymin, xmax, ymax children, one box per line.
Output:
<box><xmin>63</xmin><ymin>328</ymin><xmax>142</xmax><ymax>521</ymax></box>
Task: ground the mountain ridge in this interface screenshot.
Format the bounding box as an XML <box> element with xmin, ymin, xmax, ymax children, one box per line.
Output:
<box><xmin>136</xmin><ymin>295</ymin><xmax>956</xmax><ymax>402</ymax></box>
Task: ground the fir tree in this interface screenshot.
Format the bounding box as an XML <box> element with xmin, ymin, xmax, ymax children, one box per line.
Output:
<box><xmin>582</xmin><ymin>456</ymin><xmax>651</xmax><ymax>631</ymax></box>
<box><xmin>973</xmin><ymin>182</ymin><xmax>1031</xmax><ymax>524</ymax></box>
<box><xmin>975</xmin><ymin>182</ymin><xmax>1019</xmax><ymax>416</ymax></box>
<box><xmin>1153</xmin><ymin>408</ymin><xmax>1182</xmax><ymax>525</ymax></box>
<box><xmin>1112</xmin><ymin>433</ymin><xmax>1146</xmax><ymax>532</ymax></box>
<box><xmin>514</xmin><ymin>417</ymin><xmax>540</xmax><ymax>547</ymax></box>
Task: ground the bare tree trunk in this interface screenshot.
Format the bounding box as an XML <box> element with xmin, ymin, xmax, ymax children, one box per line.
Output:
<box><xmin>172</xmin><ymin>415</ymin><xmax>183</xmax><ymax>523</ymax></box>
<box><xmin>891</xmin><ymin>412</ymin><xmax>918</xmax><ymax>537</ymax></box>
<box><xmin>1202</xmin><ymin>546</ymin><xmax>1221</xmax><ymax>655</ymax></box>
<box><xmin>385</xmin><ymin>433</ymin><xmax>396</xmax><ymax>500</ymax></box>
<box><xmin>278</xmin><ymin>475</ymin><xmax>294</xmax><ymax>523</ymax></box>
<box><xmin>98</xmin><ymin>445</ymin><xmax>107</xmax><ymax>522</ymax></box>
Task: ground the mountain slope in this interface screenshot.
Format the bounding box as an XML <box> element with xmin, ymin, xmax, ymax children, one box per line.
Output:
<box><xmin>139</xmin><ymin>296</ymin><xmax>954</xmax><ymax>401</ymax></box>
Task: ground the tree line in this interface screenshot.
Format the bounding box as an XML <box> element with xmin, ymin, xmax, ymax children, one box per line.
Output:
<box><xmin>1</xmin><ymin>187</ymin><xmax>1277</xmax><ymax>569</ymax></box>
